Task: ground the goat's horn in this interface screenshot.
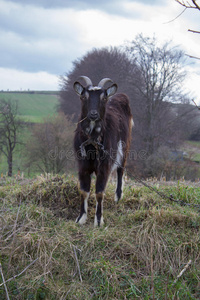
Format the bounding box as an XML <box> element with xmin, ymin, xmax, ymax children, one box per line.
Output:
<box><xmin>98</xmin><ymin>78</ymin><xmax>113</xmax><ymax>88</ymax></box>
<box><xmin>78</xmin><ymin>76</ymin><xmax>93</xmax><ymax>87</ymax></box>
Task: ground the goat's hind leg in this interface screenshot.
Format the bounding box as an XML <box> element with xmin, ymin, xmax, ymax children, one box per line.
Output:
<box><xmin>76</xmin><ymin>172</ymin><xmax>91</xmax><ymax>225</ymax></box>
<box><xmin>115</xmin><ymin>167</ymin><xmax>124</xmax><ymax>202</ymax></box>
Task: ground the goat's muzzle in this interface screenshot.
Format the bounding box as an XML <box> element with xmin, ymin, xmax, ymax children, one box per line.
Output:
<box><xmin>87</xmin><ymin>110</ymin><xmax>100</xmax><ymax>121</ymax></box>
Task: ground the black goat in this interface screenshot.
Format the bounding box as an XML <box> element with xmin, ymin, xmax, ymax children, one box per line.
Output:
<box><xmin>73</xmin><ymin>76</ymin><xmax>133</xmax><ymax>226</ymax></box>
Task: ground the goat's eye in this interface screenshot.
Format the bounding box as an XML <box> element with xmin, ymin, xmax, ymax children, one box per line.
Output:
<box><xmin>81</xmin><ymin>91</ymin><xmax>89</xmax><ymax>101</ymax></box>
<box><xmin>100</xmin><ymin>95</ymin><xmax>107</xmax><ymax>102</ymax></box>
<box><xmin>100</xmin><ymin>93</ymin><xmax>106</xmax><ymax>101</ymax></box>
<box><xmin>81</xmin><ymin>96</ymin><xmax>87</xmax><ymax>101</ymax></box>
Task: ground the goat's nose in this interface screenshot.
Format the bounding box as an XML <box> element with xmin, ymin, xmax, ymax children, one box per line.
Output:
<box><xmin>89</xmin><ymin>110</ymin><xmax>99</xmax><ymax>120</ymax></box>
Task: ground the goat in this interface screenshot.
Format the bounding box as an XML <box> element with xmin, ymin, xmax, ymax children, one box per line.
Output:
<box><xmin>73</xmin><ymin>76</ymin><xmax>133</xmax><ymax>226</ymax></box>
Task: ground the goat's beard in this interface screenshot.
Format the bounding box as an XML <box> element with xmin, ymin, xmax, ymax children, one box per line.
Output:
<box><xmin>81</xmin><ymin>118</ymin><xmax>103</xmax><ymax>139</ymax></box>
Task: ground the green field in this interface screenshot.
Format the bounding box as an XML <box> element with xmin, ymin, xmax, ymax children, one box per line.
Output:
<box><xmin>182</xmin><ymin>140</ymin><xmax>200</xmax><ymax>163</ymax></box>
<box><xmin>0</xmin><ymin>91</ymin><xmax>60</xmax><ymax>176</ymax></box>
<box><xmin>0</xmin><ymin>91</ymin><xmax>59</xmax><ymax>123</ymax></box>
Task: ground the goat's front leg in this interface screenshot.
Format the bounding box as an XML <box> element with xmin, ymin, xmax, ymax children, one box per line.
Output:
<box><xmin>76</xmin><ymin>171</ymin><xmax>91</xmax><ymax>225</ymax></box>
<box><xmin>95</xmin><ymin>168</ymin><xmax>109</xmax><ymax>227</ymax></box>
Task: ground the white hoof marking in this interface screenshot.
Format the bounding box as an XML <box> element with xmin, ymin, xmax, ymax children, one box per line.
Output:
<box><xmin>76</xmin><ymin>213</ymin><xmax>87</xmax><ymax>225</ymax></box>
<box><xmin>94</xmin><ymin>215</ymin><xmax>104</xmax><ymax>227</ymax></box>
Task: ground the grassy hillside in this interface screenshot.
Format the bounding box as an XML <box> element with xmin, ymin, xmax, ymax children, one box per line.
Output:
<box><xmin>0</xmin><ymin>175</ymin><xmax>200</xmax><ymax>299</ymax></box>
<box><xmin>0</xmin><ymin>92</ymin><xmax>59</xmax><ymax>123</ymax></box>
<box><xmin>0</xmin><ymin>91</ymin><xmax>60</xmax><ymax>175</ymax></box>
<box><xmin>183</xmin><ymin>141</ymin><xmax>200</xmax><ymax>163</ymax></box>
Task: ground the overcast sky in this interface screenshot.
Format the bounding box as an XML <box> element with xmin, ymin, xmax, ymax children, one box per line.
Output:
<box><xmin>0</xmin><ymin>0</ymin><xmax>200</xmax><ymax>99</ymax></box>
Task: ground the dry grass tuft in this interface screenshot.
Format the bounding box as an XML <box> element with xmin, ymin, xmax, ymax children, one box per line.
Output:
<box><xmin>0</xmin><ymin>174</ymin><xmax>200</xmax><ymax>299</ymax></box>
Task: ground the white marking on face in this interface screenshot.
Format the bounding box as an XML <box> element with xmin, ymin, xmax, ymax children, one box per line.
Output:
<box><xmin>88</xmin><ymin>86</ymin><xmax>101</xmax><ymax>91</ymax></box>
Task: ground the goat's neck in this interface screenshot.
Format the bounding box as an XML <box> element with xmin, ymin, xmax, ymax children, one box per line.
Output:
<box><xmin>80</xmin><ymin>117</ymin><xmax>103</xmax><ymax>141</ymax></box>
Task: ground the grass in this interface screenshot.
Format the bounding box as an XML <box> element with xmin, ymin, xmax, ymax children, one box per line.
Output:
<box><xmin>0</xmin><ymin>126</ymin><xmax>37</xmax><ymax>176</ymax></box>
<box><xmin>0</xmin><ymin>92</ymin><xmax>59</xmax><ymax>123</ymax></box>
<box><xmin>0</xmin><ymin>91</ymin><xmax>59</xmax><ymax>176</ymax></box>
<box><xmin>183</xmin><ymin>141</ymin><xmax>200</xmax><ymax>163</ymax></box>
<box><xmin>1</xmin><ymin>174</ymin><xmax>200</xmax><ymax>299</ymax></box>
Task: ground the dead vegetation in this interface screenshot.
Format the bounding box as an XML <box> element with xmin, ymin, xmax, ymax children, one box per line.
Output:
<box><xmin>0</xmin><ymin>174</ymin><xmax>200</xmax><ymax>299</ymax></box>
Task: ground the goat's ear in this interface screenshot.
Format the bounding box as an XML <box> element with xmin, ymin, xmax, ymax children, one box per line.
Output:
<box><xmin>106</xmin><ymin>84</ymin><xmax>118</xmax><ymax>98</ymax></box>
<box><xmin>73</xmin><ymin>82</ymin><xmax>84</xmax><ymax>96</ymax></box>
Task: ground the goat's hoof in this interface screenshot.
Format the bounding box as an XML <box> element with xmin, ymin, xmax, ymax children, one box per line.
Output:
<box><xmin>114</xmin><ymin>192</ymin><xmax>123</xmax><ymax>203</ymax></box>
<box><xmin>94</xmin><ymin>215</ymin><xmax>104</xmax><ymax>227</ymax></box>
<box><xmin>76</xmin><ymin>213</ymin><xmax>87</xmax><ymax>225</ymax></box>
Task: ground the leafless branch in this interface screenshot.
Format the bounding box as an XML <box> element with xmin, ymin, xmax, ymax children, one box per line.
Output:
<box><xmin>165</xmin><ymin>271</ymin><xmax>170</xmax><ymax>300</ymax></box>
<box><xmin>150</xmin><ymin>238</ymin><xmax>155</xmax><ymax>300</ymax></box>
<box><xmin>185</xmin><ymin>53</ymin><xmax>200</xmax><ymax>60</ymax></box>
<box><xmin>8</xmin><ymin>199</ymin><xmax>22</xmax><ymax>265</ymax></box>
<box><xmin>188</xmin><ymin>29</ymin><xmax>200</xmax><ymax>34</ymax></box>
<box><xmin>173</xmin><ymin>259</ymin><xmax>192</xmax><ymax>284</ymax></box>
<box><xmin>163</xmin><ymin>7</ymin><xmax>187</xmax><ymax>24</ymax></box>
<box><xmin>72</xmin><ymin>245</ymin><xmax>82</xmax><ymax>282</ymax></box>
<box><xmin>192</xmin><ymin>0</ymin><xmax>200</xmax><ymax>10</ymax></box>
<box><xmin>0</xmin><ymin>262</ymin><xmax>10</xmax><ymax>300</ymax></box>
<box><xmin>0</xmin><ymin>258</ymin><xmax>39</xmax><ymax>287</ymax></box>
<box><xmin>192</xmin><ymin>99</ymin><xmax>200</xmax><ymax>109</ymax></box>
<box><xmin>175</xmin><ymin>0</ymin><xmax>200</xmax><ymax>10</ymax></box>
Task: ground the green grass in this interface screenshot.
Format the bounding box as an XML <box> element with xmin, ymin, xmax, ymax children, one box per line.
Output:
<box><xmin>0</xmin><ymin>91</ymin><xmax>60</xmax><ymax>175</ymax></box>
<box><xmin>1</xmin><ymin>175</ymin><xmax>200</xmax><ymax>299</ymax></box>
<box><xmin>183</xmin><ymin>140</ymin><xmax>200</xmax><ymax>163</ymax></box>
<box><xmin>0</xmin><ymin>92</ymin><xmax>59</xmax><ymax>123</ymax></box>
<box><xmin>0</xmin><ymin>126</ymin><xmax>39</xmax><ymax>176</ymax></box>
<box><xmin>185</xmin><ymin>141</ymin><xmax>200</xmax><ymax>148</ymax></box>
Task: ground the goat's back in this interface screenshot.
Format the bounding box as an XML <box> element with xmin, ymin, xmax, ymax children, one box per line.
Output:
<box><xmin>105</xmin><ymin>93</ymin><xmax>132</xmax><ymax>145</ymax></box>
<box><xmin>108</xmin><ymin>93</ymin><xmax>132</xmax><ymax>117</ymax></box>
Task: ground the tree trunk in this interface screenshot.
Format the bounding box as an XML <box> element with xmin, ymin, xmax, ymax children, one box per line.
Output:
<box><xmin>7</xmin><ymin>152</ymin><xmax>13</xmax><ymax>177</ymax></box>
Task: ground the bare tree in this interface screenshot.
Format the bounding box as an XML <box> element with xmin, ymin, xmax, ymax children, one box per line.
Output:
<box><xmin>25</xmin><ymin>113</ymin><xmax>74</xmax><ymax>174</ymax></box>
<box><xmin>0</xmin><ymin>99</ymin><xmax>24</xmax><ymax>177</ymax></box>
<box><xmin>59</xmin><ymin>37</ymin><xmax>196</xmax><ymax>178</ymax></box>
<box><xmin>125</xmin><ymin>34</ymin><xmax>187</xmax><ymax>156</ymax></box>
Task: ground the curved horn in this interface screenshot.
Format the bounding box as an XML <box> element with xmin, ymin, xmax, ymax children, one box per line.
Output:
<box><xmin>77</xmin><ymin>76</ymin><xmax>93</xmax><ymax>87</ymax></box>
<box><xmin>98</xmin><ymin>78</ymin><xmax>113</xmax><ymax>89</ymax></box>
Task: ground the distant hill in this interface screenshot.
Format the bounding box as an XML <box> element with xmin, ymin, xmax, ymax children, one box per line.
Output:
<box><xmin>0</xmin><ymin>91</ymin><xmax>59</xmax><ymax>123</ymax></box>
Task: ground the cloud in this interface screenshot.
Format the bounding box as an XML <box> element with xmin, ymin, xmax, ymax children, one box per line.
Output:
<box><xmin>0</xmin><ymin>68</ymin><xmax>59</xmax><ymax>90</ymax></box>
<box><xmin>0</xmin><ymin>1</ymin><xmax>88</xmax><ymax>74</ymax></box>
<box><xmin>0</xmin><ymin>0</ymin><xmax>200</xmax><ymax>94</ymax></box>
<box><xmin>0</xmin><ymin>0</ymin><xmax>156</xmax><ymax>76</ymax></box>
<box><xmin>6</xmin><ymin>0</ymin><xmax>165</xmax><ymax>10</ymax></box>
